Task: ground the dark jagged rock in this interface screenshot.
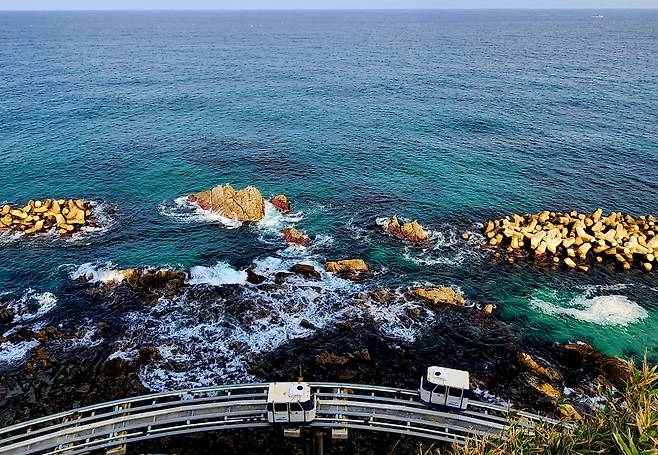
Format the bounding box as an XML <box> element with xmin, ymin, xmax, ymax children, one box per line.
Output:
<box><xmin>290</xmin><ymin>263</ymin><xmax>321</xmax><ymax>280</ymax></box>
<box><xmin>244</xmin><ymin>265</ymin><xmax>266</xmax><ymax>285</ymax></box>
<box><xmin>0</xmin><ymin>306</ymin><xmax>14</xmax><ymax>324</ymax></box>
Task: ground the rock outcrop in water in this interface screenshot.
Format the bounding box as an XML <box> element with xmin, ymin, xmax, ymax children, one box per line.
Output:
<box><xmin>0</xmin><ymin>199</ymin><xmax>95</xmax><ymax>236</ymax></box>
<box><xmin>411</xmin><ymin>287</ymin><xmax>465</xmax><ymax>307</ymax></box>
<box><xmin>187</xmin><ymin>184</ymin><xmax>265</xmax><ymax>222</ymax></box>
<box><xmin>270</xmin><ymin>194</ymin><xmax>290</xmax><ymax>213</ymax></box>
<box><xmin>282</xmin><ymin>227</ymin><xmax>309</xmax><ymax>246</ymax></box>
<box><xmin>78</xmin><ymin>268</ymin><xmax>187</xmax><ymax>302</ymax></box>
<box><xmin>325</xmin><ymin>259</ymin><xmax>369</xmax><ymax>279</ymax></box>
<box><xmin>382</xmin><ymin>215</ymin><xmax>429</xmax><ymax>243</ymax></box>
<box><xmin>483</xmin><ymin>209</ymin><xmax>657</xmax><ymax>271</ymax></box>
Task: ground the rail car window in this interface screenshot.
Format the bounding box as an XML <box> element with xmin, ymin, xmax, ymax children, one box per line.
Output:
<box><xmin>301</xmin><ymin>399</ymin><xmax>314</xmax><ymax>411</ymax></box>
<box><xmin>274</xmin><ymin>403</ymin><xmax>288</xmax><ymax>412</ymax></box>
<box><xmin>433</xmin><ymin>384</ymin><xmax>446</xmax><ymax>395</ymax></box>
<box><xmin>290</xmin><ymin>403</ymin><xmax>304</xmax><ymax>412</ymax></box>
<box><xmin>448</xmin><ymin>387</ymin><xmax>462</xmax><ymax>397</ymax></box>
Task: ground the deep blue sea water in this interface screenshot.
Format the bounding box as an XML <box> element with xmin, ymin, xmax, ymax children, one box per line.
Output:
<box><xmin>0</xmin><ymin>10</ymin><xmax>657</xmax><ymax>389</ymax></box>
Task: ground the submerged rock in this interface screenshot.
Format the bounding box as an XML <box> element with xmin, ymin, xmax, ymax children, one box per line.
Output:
<box><xmin>188</xmin><ymin>184</ymin><xmax>265</xmax><ymax>222</ymax></box>
<box><xmin>245</xmin><ymin>265</ymin><xmax>266</xmax><ymax>285</ymax></box>
<box><xmin>384</xmin><ymin>215</ymin><xmax>429</xmax><ymax>243</ymax></box>
<box><xmin>411</xmin><ymin>287</ymin><xmax>464</xmax><ymax>307</ymax></box>
<box><xmin>270</xmin><ymin>194</ymin><xmax>290</xmax><ymax>213</ymax></box>
<box><xmin>282</xmin><ymin>227</ymin><xmax>309</xmax><ymax>246</ymax></box>
<box><xmin>0</xmin><ymin>306</ymin><xmax>14</xmax><ymax>324</ymax></box>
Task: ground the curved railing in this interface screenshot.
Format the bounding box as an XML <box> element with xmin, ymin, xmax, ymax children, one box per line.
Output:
<box><xmin>0</xmin><ymin>382</ymin><xmax>565</xmax><ymax>455</ymax></box>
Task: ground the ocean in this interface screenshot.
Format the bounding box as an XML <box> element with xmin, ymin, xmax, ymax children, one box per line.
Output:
<box><xmin>0</xmin><ymin>9</ymin><xmax>657</xmax><ymax>398</ymax></box>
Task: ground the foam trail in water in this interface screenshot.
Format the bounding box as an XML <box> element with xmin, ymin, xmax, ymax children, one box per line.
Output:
<box><xmin>531</xmin><ymin>291</ymin><xmax>648</xmax><ymax>326</ymax></box>
<box><xmin>188</xmin><ymin>262</ymin><xmax>248</xmax><ymax>286</ymax></box>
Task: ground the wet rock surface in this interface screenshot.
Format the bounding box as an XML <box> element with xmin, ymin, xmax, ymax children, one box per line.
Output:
<box><xmin>0</xmin><ymin>262</ymin><xmax>641</xmax><ymax>453</ymax></box>
<box><xmin>383</xmin><ymin>215</ymin><xmax>429</xmax><ymax>244</ymax></box>
<box><xmin>187</xmin><ymin>184</ymin><xmax>265</xmax><ymax>222</ymax></box>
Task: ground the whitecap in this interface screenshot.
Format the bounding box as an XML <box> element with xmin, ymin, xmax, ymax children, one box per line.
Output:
<box><xmin>159</xmin><ymin>196</ymin><xmax>243</xmax><ymax>229</ymax></box>
<box><xmin>188</xmin><ymin>262</ymin><xmax>248</xmax><ymax>286</ymax></box>
<box><xmin>69</xmin><ymin>262</ymin><xmax>127</xmax><ymax>284</ymax></box>
<box><xmin>531</xmin><ymin>292</ymin><xmax>648</xmax><ymax>326</ymax></box>
<box><xmin>5</xmin><ymin>289</ymin><xmax>57</xmax><ymax>323</ymax></box>
<box><xmin>0</xmin><ymin>340</ymin><xmax>39</xmax><ymax>366</ymax></box>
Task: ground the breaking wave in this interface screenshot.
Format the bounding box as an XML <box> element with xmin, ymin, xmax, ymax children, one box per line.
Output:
<box><xmin>159</xmin><ymin>196</ymin><xmax>243</xmax><ymax>229</ymax></box>
<box><xmin>4</xmin><ymin>289</ymin><xmax>58</xmax><ymax>324</ymax></box>
<box><xmin>104</xmin><ymin>254</ymin><xmax>440</xmax><ymax>391</ymax></box>
<box><xmin>69</xmin><ymin>262</ymin><xmax>127</xmax><ymax>284</ymax></box>
<box><xmin>188</xmin><ymin>262</ymin><xmax>248</xmax><ymax>286</ymax></box>
<box><xmin>0</xmin><ymin>340</ymin><xmax>39</xmax><ymax>366</ymax></box>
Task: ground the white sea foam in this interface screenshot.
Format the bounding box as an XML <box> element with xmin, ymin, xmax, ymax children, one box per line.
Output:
<box><xmin>159</xmin><ymin>196</ymin><xmax>243</xmax><ymax>229</ymax></box>
<box><xmin>188</xmin><ymin>262</ymin><xmax>248</xmax><ymax>286</ymax></box>
<box><xmin>0</xmin><ymin>340</ymin><xmax>39</xmax><ymax>365</ymax></box>
<box><xmin>69</xmin><ymin>262</ymin><xmax>127</xmax><ymax>284</ymax></box>
<box><xmin>5</xmin><ymin>289</ymin><xmax>58</xmax><ymax>323</ymax></box>
<box><xmin>531</xmin><ymin>292</ymin><xmax>648</xmax><ymax>326</ymax></box>
<box><xmin>105</xmin><ymin>251</ymin><xmax>441</xmax><ymax>390</ymax></box>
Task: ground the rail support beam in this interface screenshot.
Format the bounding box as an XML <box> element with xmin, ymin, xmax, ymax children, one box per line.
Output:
<box><xmin>313</xmin><ymin>430</ymin><xmax>324</xmax><ymax>455</ymax></box>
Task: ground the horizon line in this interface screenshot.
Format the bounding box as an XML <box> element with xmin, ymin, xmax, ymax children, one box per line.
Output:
<box><xmin>2</xmin><ymin>7</ymin><xmax>657</xmax><ymax>12</ymax></box>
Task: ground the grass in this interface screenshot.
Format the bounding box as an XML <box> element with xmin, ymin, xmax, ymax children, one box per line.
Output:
<box><xmin>448</xmin><ymin>357</ymin><xmax>658</xmax><ymax>455</ymax></box>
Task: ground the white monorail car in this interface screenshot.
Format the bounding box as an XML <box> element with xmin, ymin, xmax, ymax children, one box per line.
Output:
<box><xmin>419</xmin><ymin>366</ymin><xmax>470</xmax><ymax>410</ymax></box>
<box><xmin>266</xmin><ymin>382</ymin><xmax>317</xmax><ymax>424</ymax></box>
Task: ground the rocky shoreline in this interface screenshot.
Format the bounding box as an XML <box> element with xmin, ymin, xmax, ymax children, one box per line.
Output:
<box><xmin>0</xmin><ymin>185</ymin><xmax>655</xmax><ymax>452</ymax></box>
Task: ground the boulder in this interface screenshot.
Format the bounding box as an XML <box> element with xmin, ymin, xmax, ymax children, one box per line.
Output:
<box><xmin>564</xmin><ymin>343</ymin><xmax>631</xmax><ymax>389</ymax></box>
<box><xmin>369</xmin><ymin>289</ymin><xmax>392</xmax><ymax>303</ymax></box>
<box><xmin>282</xmin><ymin>227</ymin><xmax>309</xmax><ymax>247</ymax></box>
<box><xmin>0</xmin><ymin>306</ymin><xmax>14</xmax><ymax>324</ymax></box>
<box><xmin>517</xmin><ymin>352</ymin><xmax>563</xmax><ymax>382</ymax></box>
<box><xmin>188</xmin><ymin>184</ymin><xmax>265</xmax><ymax>222</ymax></box>
<box><xmin>244</xmin><ymin>265</ymin><xmax>266</xmax><ymax>285</ymax></box>
<box><xmin>270</xmin><ymin>194</ymin><xmax>290</xmax><ymax>213</ymax></box>
<box><xmin>290</xmin><ymin>263</ymin><xmax>321</xmax><ymax>280</ymax></box>
<box><xmin>325</xmin><ymin>259</ymin><xmax>369</xmax><ymax>275</ymax></box>
<box><xmin>385</xmin><ymin>215</ymin><xmax>429</xmax><ymax>243</ymax></box>
<box><xmin>411</xmin><ymin>287</ymin><xmax>465</xmax><ymax>307</ymax></box>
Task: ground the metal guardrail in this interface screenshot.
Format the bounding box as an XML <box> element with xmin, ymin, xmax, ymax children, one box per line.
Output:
<box><xmin>0</xmin><ymin>382</ymin><xmax>565</xmax><ymax>454</ymax></box>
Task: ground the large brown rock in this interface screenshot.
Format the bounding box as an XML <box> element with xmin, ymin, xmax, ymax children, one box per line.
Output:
<box><xmin>325</xmin><ymin>259</ymin><xmax>369</xmax><ymax>275</ymax></box>
<box><xmin>411</xmin><ymin>287</ymin><xmax>465</xmax><ymax>307</ymax></box>
<box><xmin>385</xmin><ymin>215</ymin><xmax>429</xmax><ymax>243</ymax></box>
<box><xmin>517</xmin><ymin>352</ymin><xmax>563</xmax><ymax>382</ymax></box>
<box><xmin>282</xmin><ymin>228</ymin><xmax>309</xmax><ymax>246</ymax></box>
<box><xmin>564</xmin><ymin>342</ymin><xmax>631</xmax><ymax>388</ymax></box>
<box><xmin>188</xmin><ymin>184</ymin><xmax>265</xmax><ymax>222</ymax></box>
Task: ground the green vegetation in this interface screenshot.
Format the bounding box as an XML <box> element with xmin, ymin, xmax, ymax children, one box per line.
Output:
<box><xmin>450</xmin><ymin>358</ymin><xmax>658</xmax><ymax>455</ymax></box>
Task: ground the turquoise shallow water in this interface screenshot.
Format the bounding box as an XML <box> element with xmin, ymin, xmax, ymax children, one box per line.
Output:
<box><xmin>0</xmin><ymin>10</ymin><xmax>657</xmax><ymax>380</ymax></box>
